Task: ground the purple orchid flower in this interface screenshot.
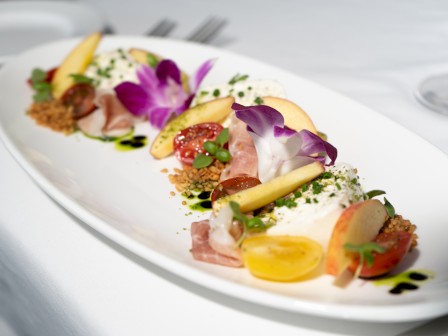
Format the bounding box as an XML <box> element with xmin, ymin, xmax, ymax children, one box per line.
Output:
<box><xmin>114</xmin><ymin>58</ymin><xmax>215</xmax><ymax>129</ymax></box>
<box><xmin>233</xmin><ymin>103</ymin><xmax>337</xmax><ymax>183</ymax></box>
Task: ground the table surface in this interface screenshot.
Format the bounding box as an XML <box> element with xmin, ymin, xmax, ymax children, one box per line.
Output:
<box><xmin>1</xmin><ymin>0</ymin><xmax>448</xmax><ymax>335</ymax></box>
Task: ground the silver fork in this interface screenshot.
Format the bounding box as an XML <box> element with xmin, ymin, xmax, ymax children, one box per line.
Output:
<box><xmin>146</xmin><ymin>19</ymin><xmax>177</xmax><ymax>37</ymax></box>
<box><xmin>186</xmin><ymin>16</ymin><xmax>228</xmax><ymax>43</ymax></box>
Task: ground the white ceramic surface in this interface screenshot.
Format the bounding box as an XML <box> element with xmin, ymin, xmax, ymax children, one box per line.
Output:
<box><xmin>0</xmin><ymin>35</ymin><xmax>447</xmax><ymax>322</ymax></box>
<box><xmin>0</xmin><ymin>1</ymin><xmax>104</xmax><ymax>62</ymax></box>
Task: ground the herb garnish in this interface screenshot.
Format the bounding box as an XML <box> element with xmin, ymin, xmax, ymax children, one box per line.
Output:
<box><xmin>344</xmin><ymin>242</ymin><xmax>386</xmax><ymax>278</ymax></box>
<box><xmin>229</xmin><ymin>201</ymin><xmax>272</xmax><ymax>245</ymax></box>
<box><xmin>193</xmin><ymin>128</ymin><xmax>232</xmax><ymax>169</ymax></box>
<box><xmin>30</xmin><ymin>68</ymin><xmax>52</xmax><ymax>102</ymax></box>
<box><xmin>147</xmin><ymin>54</ymin><xmax>159</xmax><ymax>68</ymax></box>
<box><xmin>70</xmin><ymin>74</ymin><xmax>94</xmax><ymax>85</ymax></box>
<box><xmin>228</xmin><ymin>73</ymin><xmax>249</xmax><ymax>85</ymax></box>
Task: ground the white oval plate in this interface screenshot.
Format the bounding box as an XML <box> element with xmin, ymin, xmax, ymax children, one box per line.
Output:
<box><xmin>0</xmin><ymin>1</ymin><xmax>104</xmax><ymax>62</ymax></box>
<box><xmin>0</xmin><ymin>36</ymin><xmax>447</xmax><ymax>322</ymax></box>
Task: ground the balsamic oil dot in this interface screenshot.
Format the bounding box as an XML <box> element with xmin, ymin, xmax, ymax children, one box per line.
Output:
<box><xmin>408</xmin><ymin>272</ymin><xmax>428</xmax><ymax>281</ymax></box>
<box><xmin>198</xmin><ymin>191</ymin><xmax>211</xmax><ymax>200</ymax></box>
<box><xmin>200</xmin><ymin>201</ymin><xmax>212</xmax><ymax>209</ymax></box>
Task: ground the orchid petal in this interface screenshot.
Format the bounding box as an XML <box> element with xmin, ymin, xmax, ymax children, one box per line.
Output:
<box><xmin>234</xmin><ymin>103</ymin><xmax>338</xmax><ymax>182</ymax></box>
<box><xmin>149</xmin><ymin>106</ymin><xmax>173</xmax><ymax>129</ymax></box>
<box><xmin>299</xmin><ymin>129</ymin><xmax>337</xmax><ymax>165</ymax></box>
<box><xmin>114</xmin><ymin>82</ymin><xmax>151</xmax><ymax>116</ymax></box>
<box><xmin>156</xmin><ymin>59</ymin><xmax>181</xmax><ymax>85</ymax></box>
<box><xmin>136</xmin><ymin>64</ymin><xmax>158</xmax><ymax>91</ymax></box>
<box><xmin>233</xmin><ymin>103</ymin><xmax>284</xmax><ymax>137</ymax></box>
<box><xmin>189</xmin><ymin>59</ymin><xmax>216</xmax><ymax>91</ymax></box>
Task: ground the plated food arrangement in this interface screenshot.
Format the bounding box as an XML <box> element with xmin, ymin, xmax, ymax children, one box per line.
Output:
<box><xmin>25</xmin><ymin>32</ymin><xmax>421</xmax><ymax>288</ymax></box>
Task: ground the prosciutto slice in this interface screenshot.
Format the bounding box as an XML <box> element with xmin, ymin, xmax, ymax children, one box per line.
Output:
<box><xmin>220</xmin><ymin>113</ymin><xmax>258</xmax><ymax>180</ymax></box>
<box><xmin>77</xmin><ymin>92</ymin><xmax>135</xmax><ymax>137</ymax></box>
<box><xmin>191</xmin><ymin>220</ymin><xmax>243</xmax><ymax>267</ymax></box>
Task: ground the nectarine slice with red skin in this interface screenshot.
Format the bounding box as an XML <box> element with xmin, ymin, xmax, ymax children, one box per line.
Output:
<box><xmin>325</xmin><ymin>199</ymin><xmax>388</xmax><ymax>276</ymax></box>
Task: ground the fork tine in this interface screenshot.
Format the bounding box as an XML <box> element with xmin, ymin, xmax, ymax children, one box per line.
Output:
<box><xmin>186</xmin><ymin>17</ymin><xmax>228</xmax><ymax>43</ymax></box>
<box><xmin>146</xmin><ymin>19</ymin><xmax>177</xmax><ymax>37</ymax></box>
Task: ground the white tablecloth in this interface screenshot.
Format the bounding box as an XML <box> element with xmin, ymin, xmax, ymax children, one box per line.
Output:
<box><xmin>1</xmin><ymin>1</ymin><xmax>447</xmax><ymax>335</ymax></box>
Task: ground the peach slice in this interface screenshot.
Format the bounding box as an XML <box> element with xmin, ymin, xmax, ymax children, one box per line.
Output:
<box><xmin>262</xmin><ymin>96</ymin><xmax>318</xmax><ymax>134</ymax></box>
<box><xmin>51</xmin><ymin>32</ymin><xmax>102</xmax><ymax>99</ymax></box>
<box><xmin>325</xmin><ymin>199</ymin><xmax>388</xmax><ymax>277</ymax></box>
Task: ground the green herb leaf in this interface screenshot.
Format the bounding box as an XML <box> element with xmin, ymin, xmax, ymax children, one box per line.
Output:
<box><xmin>192</xmin><ymin>153</ymin><xmax>213</xmax><ymax>169</ymax></box>
<box><xmin>366</xmin><ymin>190</ymin><xmax>386</xmax><ymax>199</ymax></box>
<box><xmin>344</xmin><ymin>241</ymin><xmax>386</xmax><ymax>278</ymax></box>
<box><xmin>147</xmin><ymin>54</ymin><xmax>159</xmax><ymax>68</ymax></box>
<box><xmin>70</xmin><ymin>74</ymin><xmax>94</xmax><ymax>85</ymax></box>
<box><xmin>215</xmin><ymin>128</ymin><xmax>229</xmax><ymax>146</ymax></box>
<box><xmin>254</xmin><ymin>96</ymin><xmax>264</xmax><ymax>105</ymax></box>
<box><xmin>229</xmin><ymin>201</ymin><xmax>270</xmax><ymax>234</ymax></box>
<box><xmin>384</xmin><ymin>197</ymin><xmax>395</xmax><ymax>218</ymax></box>
<box><xmin>203</xmin><ymin>141</ymin><xmax>218</xmax><ymax>155</ymax></box>
<box><xmin>31</xmin><ymin>68</ymin><xmax>47</xmax><ymax>84</ymax></box>
<box><xmin>215</xmin><ymin>148</ymin><xmax>231</xmax><ymax>162</ymax></box>
<box><xmin>228</xmin><ymin>73</ymin><xmax>249</xmax><ymax>85</ymax></box>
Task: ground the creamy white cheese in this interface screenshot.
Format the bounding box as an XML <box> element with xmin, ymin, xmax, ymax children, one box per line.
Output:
<box><xmin>266</xmin><ymin>163</ymin><xmax>365</xmax><ymax>250</ymax></box>
<box><xmin>84</xmin><ymin>49</ymin><xmax>139</xmax><ymax>90</ymax></box>
<box><xmin>193</xmin><ymin>77</ymin><xmax>286</xmax><ymax>106</ymax></box>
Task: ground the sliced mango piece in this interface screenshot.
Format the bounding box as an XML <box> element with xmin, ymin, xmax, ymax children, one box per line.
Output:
<box><xmin>150</xmin><ymin>97</ymin><xmax>235</xmax><ymax>159</ymax></box>
<box><xmin>52</xmin><ymin>32</ymin><xmax>102</xmax><ymax>99</ymax></box>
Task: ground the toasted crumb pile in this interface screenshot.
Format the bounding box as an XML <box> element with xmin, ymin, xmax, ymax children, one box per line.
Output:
<box><xmin>380</xmin><ymin>214</ymin><xmax>418</xmax><ymax>249</ymax></box>
<box><xmin>168</xmin><ymin>160</ymin><xmax>226</xmax><ymax>195</ymax></box>
<box><xmin>28</xmin><ymin>100</ymin><xmax>74</xmax><ymax>134</ymax></box>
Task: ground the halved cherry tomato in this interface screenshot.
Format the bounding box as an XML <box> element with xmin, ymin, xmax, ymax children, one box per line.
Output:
<box><xmin>173</xmin><ymin>122</ymin><xmax>224</xmax><ymax>165</ymax></box>
<box><xmin>211</xmin><ymin>176</ymin><xmax>261</xmax><ymax>202</ymax></box>
<box><xmin>61</xmin><ymin>83</ymin><xmax>96</xmax><ymax>119</ymax></box>
<box><xmin>242</xmin><ymin>235</ymin><xmax>323</xmax><ymax>282</ymax></box>
<box><xmin>348</xmin><ymin>231</ymin><xmax>413</xmax><ymax>278</ymax></box>
<box><xmin>27</xmin><ymin>67</ymin><xmax>58</xmax><ymax>86</ymax></box>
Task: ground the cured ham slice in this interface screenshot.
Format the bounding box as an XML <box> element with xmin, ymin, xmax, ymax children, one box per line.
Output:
<box><xmin>191</xmin><ymin>220</ymin><xmax>243</xmax><ymax>267</ymax></box>
<box><xmin>77</xmin><ymin>92</ymin><xmax>135</xmax><ymax>137</ymax></box>
<box><xmin>220</xmin><ymin>113</ymin><xmax>258</xmax><ymax>180</ymax></box>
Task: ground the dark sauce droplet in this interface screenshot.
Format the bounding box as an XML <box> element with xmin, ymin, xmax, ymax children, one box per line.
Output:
<box><xmin>408</xmin><ymin>272</ymin><xmax>428</xmax><ymax>281</ymax></box>
<box><xmin>198</xmin><ymin>191</ymin><xmax>211</xmax><ymax>200</ymax></box>
<box><xmin>200</xmin><ymin>200</ymin><xmax>212</xmax><ymax>209</ymax></box>
<box><xmin>120</xmin><ymin>139</ymin><xmax>132</xmax><ymax>145</ymax></box>
<box><xmin>389</xmin><ymin>282</ymin><xmax>419</xmax><ymax>295</ymax></box>
<box><xmin>133</xmin><ymin>135</ymin><xmax>146</xmax><ymax>141</ymax></box>
<box><xmin>131</xmin><ymin>142</ymin><xmax>145</xmax><ymax>148</ymax></box>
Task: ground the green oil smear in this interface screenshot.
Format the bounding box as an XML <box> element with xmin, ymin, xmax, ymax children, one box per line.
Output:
<box><xmin>115</xmin><ymin>135</ymin><xmax>148</xmax><ymax>151</ymax></box>
<box><xmin>182</xmin><ymin>191</ymin><xmax>212</xmax><ymax>212</ymax></box>
<box><xmin>81</xmin><ymin>128</ymin><xmax>133</xmax><ymax>142</ymax></box>
<box><xmin>374</xmin><ymin>269</ymin><xmax>435</xmax><ymax>295</ymax></box>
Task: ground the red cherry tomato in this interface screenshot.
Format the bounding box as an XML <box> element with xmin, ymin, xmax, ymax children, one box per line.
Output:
<box><xmin>211</xmin><ymin>176</ymin><xmax>261</xmax><ymax>202</ymax></box>
<box><xmin>173</xmin><ymin>123</ymin><xmax>224</xmax><ymax>165</ymax></box>
<box><xmin>61</xmin><ymin>83</ymin><xmax>96</xmax><ymax>119</ymax></box>
<box><xmin>348</xmin><ymin>231</ymin><xmax>413</xmax><ymax>278</ymax></box>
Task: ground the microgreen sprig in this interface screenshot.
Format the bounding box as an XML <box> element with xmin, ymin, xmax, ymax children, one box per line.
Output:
<box><xmin>30</xmin><ymin>68</ymin><xmax>52</xmax><ymax>102</ymax></box>
<box><xmin>344</xmin><ymin>242</ymin><xmax>386</xmax><ymax>278</ymax></box>
<box><xmin>365</xmin><ymin>189</ymin><xmax>396</xmax><ymax>218</ymax></box>
<box><xmin>193</xmin><ymin>128</ymin><xmax>232</xmax><ymax>169</ymax></box>
<box><xmin>229</xmin><ymin>201</ymin><xmax>272</xmax><ymax>245</ymax></box>
<box><xmin>70</xmin><ymin>73</ymin><xmax>94</xmax><ymax>85</ymax></box>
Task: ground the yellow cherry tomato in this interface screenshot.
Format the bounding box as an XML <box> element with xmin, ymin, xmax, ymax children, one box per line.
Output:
<box><xmin>241</xmin><ymin>235</ymin><xmax>323</xmax><ymax>282</ymax></box>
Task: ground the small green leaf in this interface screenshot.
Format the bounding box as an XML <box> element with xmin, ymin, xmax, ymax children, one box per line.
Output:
<box><xmin>147</xmin><ymin>54</ymin><xmax>159</xmax><ymax>68</ymax></box>
<box><xmin>215</xmin><ymin>128</ymin><xmax>229</xmax><ymax>146</ymax></box>
<box><xmin>70</xmin><ymin>74</ymin><xmax>94</xmax><ymax>84</ymax></box>
<box><xmin>215</xmin><ymin>148</ymin><xmax>231</xmax><ymax>163</ymax></box>
<box><xmin>228</xmin><ymin>73</ymin><xmax>249</xmax><ymax>85</ymax></box>
<box><xmin>203</xmin><ymin>141</ymin><xmax>218</xmax><ymax>155</ymax></box>
<box><xmin>366</xmin><ymin>190</ymin><xmax>386</xmax><ymax>199</ymax></box>
<box><xmin>229</xmin><ymin>201</ymin><xmax>246</xmax><ymax>224</ymax></box>
<box><xmin>384</xmin><ymin>197</ymin><xmax>395</xmax><ymax>218</ymax></box>
<box><xmin>31</xmin><ymin>68</ymin><xmax>47</xmax><ymax>84</ymax></box>
<box><xmin>192</xmin><ymin>153</ymin><xmax>213</xmax><ymax>169</ymax></box>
